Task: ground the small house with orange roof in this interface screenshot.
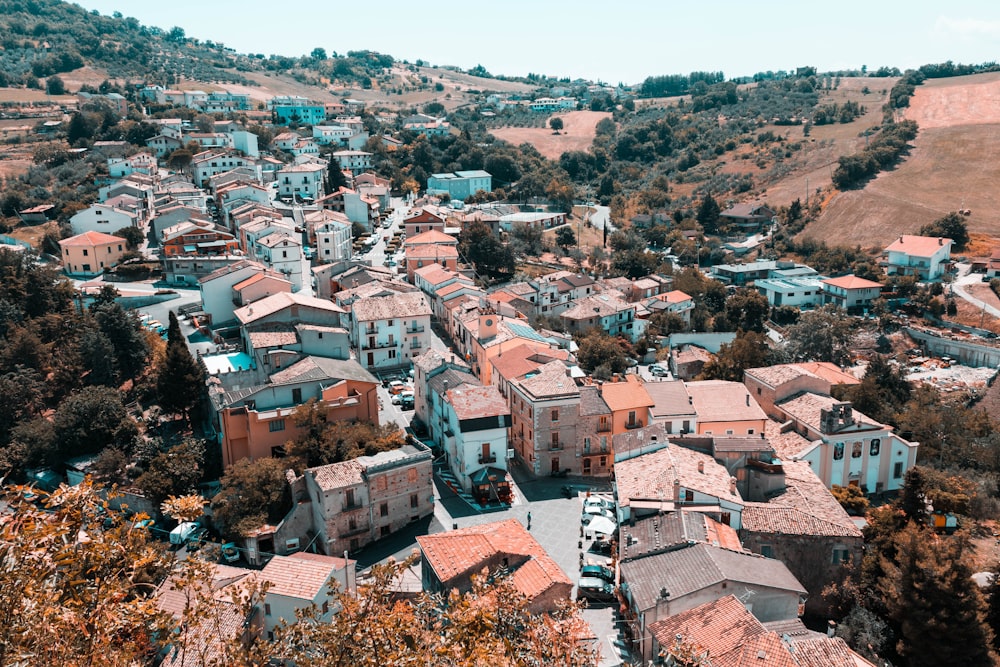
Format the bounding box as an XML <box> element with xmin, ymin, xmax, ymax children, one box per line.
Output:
<box><xmin>59</xmin><ymin>230</ymin><xmax>127</xmax><ymax>277</ymax></box>
<box><xmin>685</xmin><ymin>380</ymin><xmax>767</xmax><ymax>437</ymax></box>
<box><xmin>883</xmin><ymin>234</ymin><xmax>953</xmax><ymax>280</ymax></box>
<box><xmin>648</xmin><ymin>595</ymin><xmax>873</xmax><ymax>667</ymax></box>
<box><xmin>598</xmin><ymin>374</ymin><xmax>654</xmax><ymax>435</ymax></box>
<box><xmin>416</xmin><ymin>519</ymin><xmax>572</xmax><ymax>614</ymax></box>
<box><xmin>820</xmin><ymin>274</ymin><xmax>883</xmax><ymax>311</ymax></box>
<box><xmin>404</xmin><ymin>245</ymin><xmax>459</xmax><ymax>282</ymax></box>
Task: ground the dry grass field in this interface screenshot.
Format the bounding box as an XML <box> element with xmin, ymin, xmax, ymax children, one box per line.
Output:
<box><xmin>802</xmin><ymin>73</ymin><xmax>1000</xmax><ymax>249</ymax></box>
<box><xmin>490</xmin><ymin>111</ymin><xmax>612</xmax><ymax>160</ymax></box>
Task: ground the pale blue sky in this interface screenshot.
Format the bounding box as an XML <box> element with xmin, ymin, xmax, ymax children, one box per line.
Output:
<box><xmin>80</xmin><ymin>1</ymin><xmax>1000</xmax><ymax>84</ymax></box>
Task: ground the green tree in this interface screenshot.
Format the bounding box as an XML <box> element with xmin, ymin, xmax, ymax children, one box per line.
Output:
<box><xmin>52</xmin><ymin>386</ymin><xmax>139</xmax><ymax>463</ymax></box>
<box><xmin>832</xmin><ymin>484</ymin><xmax>870</xmax><ymax>515</ymax></box>
<box><xmin>880</xmin><ymin>522</ymin><xmax>995</xmax><ymax>667</ymax></box>
<box><xmin>549</xmin><ymin>117</ymin><xmax>564</xmax><ymax>133</ymax></box>
<box><xmin>555</xmin><ymin>226</ymin><xmax>576</xmax><ymax>250</ymax></box>
<box><xmin>781</xmin><ymin>305</ymin><xmax>853</xmax><ymax>365</ymax></box>
<box><xmin>723</xmin><ymin>289</ymin><xmax>770</xmax><ymax>333</ymax></box>
<box><xmin>612</xmin><ymin>249</ymin><xmax>659</xmax><ymax>279</ymax></box>
<box><xmin>135</xmin><ymin>438</ymin><xmax>206</xmax><ymax>505</ymax></box>
<box><xmin>93</xmin><ymin>302</ymin><xmax>148</xmax><ymax>380</ymax></box>
<box><xmin>166</xmin><ymin>148</ymin><xmax>193</xmax><ymax>171</ymax></box>
<box><xmin>919</xmin><ymin>211</ymin><xmax>969</xmax><ymax>250</ymax></box>
<box><xmin>45</xmin><ymin>75</ymin><xmax>65</xmax><ymax>95</ymax></box>
<box><xmin>287</xmin><ymin>404</ymin><xmax>405</xmax><ymax>468</ymax></box>
<box><xmin>696</xmin><ymin>194</ymin><xmax>721</xmax><ymax>235</ymax></box>
<box><xmin>113</xmin><ymin>225</ymin><xmax>145</xmax><ymax>251</ymax></box>
<box><xmin>459</xmin><ymin>219</ymin><xmax>515</xmax><ymax>283</ymax></box>
<box><xmin>78</xmin><ymin>327</ymin><xmax>117</xmax><ymax>386</ymax></box>
<box><xmin>699</xmin><ymin>330</ymin><xmax>773</xmax><ymax>382</ymax></box>
<box><xmin>510</xmin><ymin>221</ymin><xmax>543</xmax><ymax>256</ymax></box>
<box><xmin>157</xmin><ymin>312</ymin><xmax>204</xmax><ymax>423</ymax></box>
<box><xmin>212</xmin><ymin>457</ymin><xmax>292</xmax><ymax>538</ymax></box>
<box><xmin>326</xmin><ymin>156</ymin><xmax>349</xmax><ymax>195</ymax></box>
<box><xmin>575</xmin><ymin>330</ymin><xmax>628</xmax><ymax>375</ymax></box>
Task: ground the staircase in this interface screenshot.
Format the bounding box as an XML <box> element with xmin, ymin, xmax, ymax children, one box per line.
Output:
<box><xmin>434</xmin><ymin>461</ymin><xmax>476</xmax><ymax>505</ymax></box>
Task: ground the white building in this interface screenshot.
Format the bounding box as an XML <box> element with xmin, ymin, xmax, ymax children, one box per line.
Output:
<box><xmin>254</xmin><ymin>232</ymin><xmax>304</xmax><ymax>290</ymax></box>
<box><xmin>331</xmin><ymin>150</ymin><xmax>373</xmax><ymax>172</ymax></box>
<box><xmin>69</xmin><ymin>203</ymin><xmax>137</xmax><ymax>236</ymax></box>
<box><xmin>883</xmin><ymin>235</ymin><xmax>953</xmax><ymax>281</ymax></box>
<box><xmin>259</xmin><ymin>553</ymin><xmax>354</xmax><ymax>638</ymax></box>
<box><xmin>349</xmin><ymin>292</ymin><xmax>433</xmax><ymax>371</ymax></box>
<box><xmin>199</xmin><ymin>259</ymin><xmax>271</xmax><ymax>326</ymax></box>
<box><xmin>191</xmin><ymin>152</ymin><xmax>257</xmax><ymax>188</ymax></box>
<box><xmin>307</xmin><ymin>210</ymin><xmax>353</xmax><ymax>263</ymax></box>
<box><xmin>754</xmin><ymin>276</ymin><xmax>825</xmax><ymax>308</ymax></box>
<box><xmin>277</xmin><ymin>163</ymin><xmax>326</xmax><ymax>201</ymax></box>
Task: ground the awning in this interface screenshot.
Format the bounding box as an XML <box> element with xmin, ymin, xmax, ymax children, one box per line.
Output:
<box><xmin>588</xmin><ymin>516</ymin><xmax>617</xmax><ymax>536</ymax></box>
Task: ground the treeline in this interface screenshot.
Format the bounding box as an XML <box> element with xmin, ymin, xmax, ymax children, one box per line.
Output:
<box><xmin>638</xmin><ymin>71</ymin><xmax>725</xmax><ymax>97</ymax></box>
<box><xmin>813</xmin><ymin>100</ymin><xmax>864</xmax><ymax>125</ymax></box>
<box><xmin>832</xmin><ymin>120</ymin><xmax>918</xmax><ymax>189</ymax></box>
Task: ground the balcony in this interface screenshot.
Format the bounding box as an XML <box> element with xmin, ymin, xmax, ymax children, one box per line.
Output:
<box><xmin>342</xmin><ymin>499</ymin><xmax>364</xmax><ymax>512</ymax></box>
<box><xmin>364</xmin><ymin>326</ymin><xmax>378</xmax><ymax>335</ymax></box>
<box><xmin>596</xmin><ymin>423</ymin><xmax>611</xmax><ymax>433</ymax></box>
<box><xmin>406</xmin><ymin>325</ymin><xmax>425</xmax><ymax>333</ymax></box>
<box><xmin>625</xmin><ymin>420</ymin><xmax>644</xmax><ymax>430</ymax></box>
<box><xmin>362</xmin><ymin>340</ymin><xmax>395</xmax><ymax>351</ymax></box>
<box><xmin>478</xmin><ymin>454</ymin><xmax>497</xmax><ymax>464</ymax></box>
<box><xmin>410</xmin><ymin>341</ymin><xmax>422</xmax><ymax>350</ymax></box>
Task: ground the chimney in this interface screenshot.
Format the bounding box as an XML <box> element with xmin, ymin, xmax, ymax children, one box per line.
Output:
<box><xmin>939</xmin><ymin>237</ymin><xmax>943</xmax><ymax>245</ymax></box>
<box><xmin>729</xmin><ymin>477</ymin><xmax>737</xmax><ymax>494</ymax></box>
<box><xmin>827</xmin><ymin>620</ymin><xmax>837</xmax><ymax>638</ymax></box>
<box><xmin>746</xmin><ymin>394</ymin><xmax>750</xmax><ymax>407</ymax></box>
<box><xmin>898</xmin><ymin>236</ymin><xmax>903</xmax><ymax>243</ymax></box>
<box><xmin>697</xmin><ymin>460</ymin><xmax>704</xmax><ymax>473</ymax></box>
<box><xmin>443</xmin><ymin>380</ymin><xmax>449</xmax><ymax>393</ymax></box>
<box><xmin>673</xmin><ymin>478</ymin><xmax>681</xmax><ymax>502</ymax></box>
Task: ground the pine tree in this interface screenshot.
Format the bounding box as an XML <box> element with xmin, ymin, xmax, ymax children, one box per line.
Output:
<box><xmin>326</xmin><ymin>156</ymin><xmax>348</xmax><ymax>195</ymax></box>
<box><xmin>696</xmin><ymin>194</ymin><xmax>721</xmax><ymax>235</ymax></box>
<box><xmin>157</xmin><ymin>312</ymin><xmax>204</xmax><ymax>424</ymax></box>
<box><xmin>880</xmin><ymin>523</ymin><xmax>996</xmax><ymax>667</ymax></box>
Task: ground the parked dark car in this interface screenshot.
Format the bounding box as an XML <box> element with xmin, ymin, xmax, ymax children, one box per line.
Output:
<box><xmin>589</xmin><ymin>539</ymin><xmax>614</xmax><ymax>556</ymax></box>
<box><xmin>577</xmin><ymin>577</ymin><xmax>615</xmax><ymax>602</ymax></box>
<box><xmin>581</xmin><ymin>564</ymin><xmax>615</xmax><ymax>583</ymax></box>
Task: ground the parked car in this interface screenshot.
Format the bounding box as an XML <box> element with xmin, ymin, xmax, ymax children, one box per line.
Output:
<box><xmin>388</xmin><ymin>380</ymin><xmax>407</xmax><ymax>394</ymax></box>
<box><xmin>589</xmin><ymin>539</ymin><xmax>614</xmax><ymax>556</ymax></box>
<box><xmin>577</xmin><ymin>577</ymin><xmax>615</xmax><ymax>601</ymax></box>
<box><xmin>583</xmin><ymin>496</ymin><xmax>615</xmax><ymax>513</ymax></box>
<box><xmin>399</xmin><ymin>391</ymin><xmax>414</xmax><ymax>410</ymax></box>
<box><xmin>649</xmin><ymin>364</ymin><xmax>670</xmax><ymax>377</ymax></box>
<box><xmin>561</xmin><ymin>484</ymin><xmax>590</xmax><ymax>499</ymax></box>
<box><xmin>581</xmin><ymin>564</ymin><xmax>615</xmax><ymax>583</ymax></box>
<box><xmin>220</xmin><ymin>542</ymin><xmax>240</xmax><ymax>563</ymax></box>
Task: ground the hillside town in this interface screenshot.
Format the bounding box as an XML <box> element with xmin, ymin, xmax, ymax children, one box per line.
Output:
<box><xmin>4</xmin><ymin>4</ymin><xmax>1000</xmax><ymax>665</ymax></box>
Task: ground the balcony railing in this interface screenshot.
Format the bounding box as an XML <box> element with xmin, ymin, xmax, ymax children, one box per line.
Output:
<box><xmin>340</xmin><ymin>523</ymin><xmax>369</xmax><ymax>537</ymax></box>
<box><xmin>596</xmin><ymin>423</ymin><xmax>611</xmax><ymax>433</ymax></box>
<box><xmin>625</xmin><ymin>420</ymin><xmax>644</xmax><ymax>430</ymax></box>
<box><xmin>364</xmin><ymin>326</ymin><xmax>377</xmax><ymax>335</ymax></box>
<box><xmin>406</xmin><ymin>325</ymin><xmax>425</xmax><ymax>333</ymax></box>
<box><xmin>410</xmin><ymin>341</ymin><xmax>422</xmax><ymax>350</ymax></box>
<box><xmin>343</xmin><ymin>500</ymin><xmax>364</xmax><ymax>512</ymax></box>
<box><xmin>478</xmin><ymin>454</ymin><xmax>497</xmax><ymax>464</ymax></box>
<box><xmin>362</xmin><ymin>340</ymin><xmax>395</xmax><ymax>351</ymax></box>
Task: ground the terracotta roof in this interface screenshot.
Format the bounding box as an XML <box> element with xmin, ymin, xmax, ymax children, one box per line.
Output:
<box><xmin>821</xmin><ymin>274</ymin><xmax>883</xmax><ymax>290</ymax></box>
<box><xmin>436</xmin><ymin>281</ymin><xmax>474</xmax><ymax>298</ymax></box>
<box><xmin>405</xmin><ymin>244</ymin><xmax>459</xmax><ymax>260</ymax></box>
<box><xmin>59</xmin><ymin>230</ymin><xmax>123</xmax><ymax>247</ymax></box>
<box><xmin>235</xmin><ymin>291</ymin><xmax>345</xmax><ymax>325</ymax></box>
<box><xmin>579</xmin><ymin>385</ymin><xmax>611</xmax><ymax>416</ymax></box>
<box><xmin>884</xmin><ymin>234</ymin><xmax>952</xmax><ymax>257</ymax></box>
<box><xmin>413</xmin><ymin>264</ymin><xmax>458</xmax><ymax>286</ymax></box>
<box><xmin>428</xmin><ymin>368</ymin><xmax>479</xmax><ymax>397</ymax></box>
<box><xmin>490</xmin><ymin>343</ymin><xmax>569</xmax><ymax>383</ymax></box>
<box><xmin>686</xmin><ymin>380</ymin><xmax>767</xmax><ymax>423</ymax></box>
<box><xmin>745</xmin><ymin>364</ymin><xmax>824</xmax><ymax>389</ymax></box>
<box><xmin>511</xmin><ymin>360</ymin><xmax>578</xmax><ymax>399</ymax></box>
<box><xmin>270</xmin><ymin>356</ymin><xmax>376</xmax><ymax>386</ymax></box>
<box><xmin>248</xmin><ymin>330</ymin><xmax>298</xmax><ymax>349</ymax></box>
<box><xmin>777</xmin><ymin>392</ymin><xmax>884</xmax><ymax>433</ymax></box>
<box><xmin>261</xmin><ymin>553</ymin><xmax>341</xmax><ymax>601</ymax></box>
<box><xmin>350</xmin><ymin>292</ymin><xmax>431</xmax><ymax>322</ymax></box>
<box><xmin>620</xmin><ymin>545</ymin><xmax>805</xmax><ymax>613</ymax></box>
<box><xmin>644</xmin><ymin>380</ymin><xmax>697</xmax><ymax>420</ymax></box>
<box><xmin>447</xmin><ymin>384</ymin><xmax>510</xmax><ymax>421</ymax></box>
<box><xmin>561</xmin><ymin>293</ymin><xmax>633</xmax><ymax>320</ymax></box>
<box><xmin>614</xmin><ymin>438</ymin><xmax>740</xmax><ymax>507</ymax></box>
<box><xmin>763</xmin><ymin>419</ymin><xmax>818</xmax><ymax>462</ymax></box>
<box><xmin>599</xmin><ymin>376</ymin><xmax>654</xmax><ymax>413</ymax></box>
<box><xmin>404</xmin><ymin>229</ymin><xmax>457</xmax><ymax>246</ymax></box>
<box><xmin>198</xmin><ymin>259</ymin><xmax>265</xmax><ymax>284</ymax></box>
<box><xmin>790</xmin><ymin>362</ymin><xmax>861</xmax><ymax>386</ymax></box>
<box><xmin>308</xmin><ymin>459</ymin><xmax>365</xmax><ymax>491</ymax></box>
<box><xmin>620</xmin><ymin>511</ymin><xmax>742</xmax><ymax>561</ymax></box>
<box><xmin>664</xmin><ymin>289</ymin><xmax>693</xmax><ymax>304</ymax></box>
<box><xmin>416</xmin><ymin>519</ymin><xmax>571</xmax><ymax>600</ymax></box>
<box><xmin>786</xmin><ymin>636</ymin><xmax>873</xmax><ymax>667</ymax></box>
<box><xmin>673</xmin><ymin>345</ymin><xmax>714</xmax><ymax>365</ymax></box>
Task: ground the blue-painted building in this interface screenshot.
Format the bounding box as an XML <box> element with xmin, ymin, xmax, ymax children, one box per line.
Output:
<box><xmin>273</xmin><ymin>104</ymin><xmax>326</xmax><ymax>126</ymax></box>
<box><xmin>426</xmin><ymin>170</ymin><xmax>492</xmax><ymax>201</ymax></box>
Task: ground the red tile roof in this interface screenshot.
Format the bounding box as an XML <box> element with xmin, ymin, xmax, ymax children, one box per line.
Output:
<box><xmin>599</xmin><ymin>376</ymin><xmax>654</xmax><ymax>413</ymax></box>
<box><xmin>821</xmin><ymin>274</ymin><xmax>883</xmax><ymax>290</ymax></box>
<box><xmin>447</xmin><ymin>385</ymin><xmax>510</xmax><ymax>421</ymax></box>
<box><xmin>261</xmin><ymin>553</ymin><xmax>343</xmax><ymax>601</ymax></box>
<box><xmin>59</xmin><ymin>230</ymin><xmax>123</xmax><ymax>247</ymax></box>
<box><xmin>416</xmin><ymin>519</ymin><xmax>571</xmax><ymax>601</ymax></box>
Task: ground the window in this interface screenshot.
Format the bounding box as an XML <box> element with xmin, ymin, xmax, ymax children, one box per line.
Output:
<box><xmin>379</xmin><ymin>502</ymin><xmax>388</xmax><ymax>517</ymax></box>
<box><xmin>833</xmin><ymin>442</ymin><xmax>844</xmax><ymax>460</ymax></box>
<box><xmin>852</xmin><ymin>442</ymin><xmax>862</xmax><ymax>459</ymax></box>
<box><xmin>600</xmin><ymin>456</ymin><xmax>607</xmax><ymax>468</ymax></box>
<box><xmin>748</xmin><ymin>429</ymin><xmax>754</xmax><ymax>435</ymax></box>
<box><xmin>583</xmin><ymin>458</ymin><xmax>592</xmax><ymax>474</ymax></box>
<box><xmin>82</xmin><ymin>249</ymin><xmax>89</xmax><ymax>256</ymax></box>
<box><xmin>832</xmin><ymin>546</ymin><xmax>850</xmax><ymax>565</ymax></box>
<box><xmin>600</xmin><ymin>436</ymin><xmax>607</xmax><ymax>452</ymax></box>
<box><xmin>726</xmin><ymin>429</ymin><xmax>734</xmax><ymax>435</ymax></box>
<box><xmin>760</xmin><ymin>545</ymin><xmax>774</xmax><ymax>558</ymax></box>
<box><xmin>583</xmin><ymin>437</ymin><xmax>591</xmax><ymax>454</ymax></box>
<box><xmin>685</xmin><ymin>490</ymin><xmax>694</xmax><ymax>502</ymax></box>
<box><xmin>410</xmin><ymin>493</ymin><xmax>419</xmax><ymax>508</ymax></box>
<box><xmin>681</xmin><ymin>420</ymin><xmax>690</xmax><ymax>433</ymax></box>
<box><xmin>322</xmin><ymin>601</ymin><xmax>329</xmax><ymax>614</ymax></box>
<box><xmin>870</xmin><ymin>438</ymin><xmax>881</xmax><ymax>456</ymax></box>
<box><xmin>551</xmin><ymin>432</ymin><xmax>560</xmax><ymax>448</ymax></box>
<box><xmin>551</xmin><ymin>409</ymin><xmax>559</xmax><ymax>422</ymax></box>
<box><xmin>265</xmin><ymin>603</ymin><xmax>272</xmax><ymax>616</ymax></box>
<box><xmin>894</xmin><ymin>461</ymin><xmax>904</xmax><ymax>479</ymax></box>
<box><xmin>389</xmin><ymin>349</ymin><xmax>397</xmax><ymax>359</ymax></box>
<box><xmin>292</xmin><ymin>388</ymin><xmax>302</xmax><ymax>403</ymax></box>
<box><xmin>269</xmin><ymin>419</ymin><xmax>286</xmax><ymax>432</ymax></box>
<box><xmin>380</xmin><ymin>526</ymin><xmax>390</xmax><ymax>537</ymax></box>
<box><xmin>348</xmin><ymin>516</ymin><xmax>356</xmax><ymax>531</ymax></box>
